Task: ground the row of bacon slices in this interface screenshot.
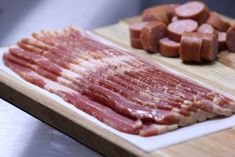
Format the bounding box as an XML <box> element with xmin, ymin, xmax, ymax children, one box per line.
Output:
<box><xmin>3</xmin><ymin>27</ymin><xmax>235</xmax><ymax>136</ymax></box>
<box><xmin>129</xmin><ymin>1</ymin><xmax>235</xmax><ymax>63</ymax></box>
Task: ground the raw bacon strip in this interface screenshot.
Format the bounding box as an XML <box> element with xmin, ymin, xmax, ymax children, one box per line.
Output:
<box><xmin>101</xmin><ymin>58</ymin><xmax>232</xmax><ymax>113</ymax></box>
<box><xmin>124</xmin><ymin>67</ymin><xmax>231</xmax><ymax>116</ymax></box>
<box><xmin>36</xmin><ymin>28</ymin><xmax>123</xmax><ymax>57</ymax></box>
<box><xmin>9</xmin><ymin>48</ymin><xmax>181</xmax><ymax>125</ymax></box>
<box><xmin>3</xmin><ymin>58</ymin><xmax>144</xmax><ymax>134</ymax></box>
<box><xmin>82</xmin><ymin>82</ymin><xmax>180</xmax><ymax>124</ymax></box>
<box><xmin>88</xmin><ymin>72</ymin><xmax>195</xmax><ymax>124</ymax></box>
<box><xmin>9</xmin><ymin>48</ymin><xmax>63</xmax><ymax>75</ymax></box>
<box><xmin>4</xmin><ymin>27</ymin><xmax>235</xmax><ymax>136</ymax></box>
<box><xmin>104</xmin><ymin>71</ymin><xmax>206</xmax><ymax>123</ymax></box>
<box><xmin>20</xmin><ymin>38</ymin><xmax>136</xmax><ymax>73</ymax></box>
<box><xmin>5</xmin><ymin>57</ymin><xmax>179</xmax><ymax>136</ymax></box>
<box><xmin>8</xmin><ymin>48</ymin><xmax>194</xmax><ymax>125</ymax></box>
<box><xmin>140</xmin><ymin>124</ymin><xmax>178</xmax><ymax>137</ymax></box>
<box><xmin>9</xmin><ymin>48</ymin><xmax>86</xmax><ymax>85</ymax></box>
<box><xmin>104</xmin><ymin>75</ymin><xmax>199</xmax><ymax>125</ymax></box>
<box><xmin>140</xmin><ymin>66</ymin><xmax>235</xmax><ymax>112</ymax></box>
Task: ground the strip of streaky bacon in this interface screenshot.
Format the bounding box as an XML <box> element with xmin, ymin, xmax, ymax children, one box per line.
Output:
<box><xmin>27</xmin><ymin>28</ymin><xmax>235</xmax><ymax>114</ymax></box>
<box><xmin>3</xmin><ymin>57</ymin><xmax>178</xmax><ymax>136</ymax></box>
<box><xmin>16</xmin><ymin>36</ymin><xmax>234</xmax><ymax>119</ymax></box>
<box><xmin>4</xmin><ymin>27</ymin><xmax>235</xmax><ymax>136</ymax></box>
<box><xmin>6</xmin><ymin>50</ymin><xmax>184</xmax><ymax>125</ymax></box>
<box><xmin>18</xmin><ymin>38</ymin><xmax>140</xmax><ymax>75</ymax></box>
<box><xmin>6</xmin><ymin>50</ymin><xmax>195</xmax><ymax>126</ymax></box>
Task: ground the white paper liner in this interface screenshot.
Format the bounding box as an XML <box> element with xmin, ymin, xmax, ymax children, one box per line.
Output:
<box><xmin>1</xmin><ymin>34</ymin><xmax>235</xmax><ymax>152</ymax></box>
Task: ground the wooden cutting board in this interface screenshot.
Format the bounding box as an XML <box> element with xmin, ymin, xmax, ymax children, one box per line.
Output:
<box><xmin>1</xmin><ymin>15</ymin><xmax>235</xmax><ymax>157</ymax></box>
<box><xmin>92</xmin><ymin>16</ymin><xmax>235</xmax><ymax>157</ymax></box>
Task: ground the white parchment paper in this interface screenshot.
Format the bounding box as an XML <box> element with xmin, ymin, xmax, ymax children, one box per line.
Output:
<box><xmin>1</xmin><ymin>38</ymin><xmax>235</xmax><ymax>152</ymax></box>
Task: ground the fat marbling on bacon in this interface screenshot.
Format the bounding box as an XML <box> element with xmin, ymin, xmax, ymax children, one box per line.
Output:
<box><xmin>3</xmin><ymin>27</ymin><xmax>235</xmax><ymax>136</ymax></box>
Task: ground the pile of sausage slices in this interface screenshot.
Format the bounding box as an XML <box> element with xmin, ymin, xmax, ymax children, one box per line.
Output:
<box><xmin>129</xmin><ymin>1</ymin><xmax>235</xmax><ymax>63</ymax></box>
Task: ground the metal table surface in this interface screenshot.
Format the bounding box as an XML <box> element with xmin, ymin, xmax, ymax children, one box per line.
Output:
<box><xmin>0</xmin><ymin>0</ymin><xmax>140</xmax><ymax>156</ymax></box>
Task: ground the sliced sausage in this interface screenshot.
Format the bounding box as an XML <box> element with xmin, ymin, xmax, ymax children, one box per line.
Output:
<box><xmin>167</xmin><ymin>19</ymin><xmax>198</xmax><ymax>42</ymax></box>
<box><xmin>197</xmin><ymin>23</ymin><xmax>218</xmax><ymax>38</ymax></box>
<box><xmin>207</xmin><ymin>12</ymin><xmax>231</xmax><ymax>32</ymax></box>
<box><xmin>175</xmin><ymin>1</ymin><xmax>209</xmax><ymax>24</ymax></box>
<box><xmin>143</xmin><ymin>12</ymin><xmax>170</xmax><ymax>25</ymax></box>
<box><xmin>201</xmin><ymin>34</ymin><xmax>218</xmax><ymax>61</ymax></box>
<box><xmin>130</xmin><ymin>38</ymin><xmax>143</xmax><ymax>49</ymax></box>
<box><xmin>140</xmin><ymin>21</ymin><xmax>167</xmax><ymax>53</ymax></box>
<box><xmin>179</xmin><ymin>32</ymin><xmax>203</xmax><ymax>63</ymax></box>
<box><xmin>159</xmin><ymin>37</ymin><xmax>180</xmax><ymax>57</ymax></box>
<box><xmin>171</xmin><ymin>16</ymin><xmax>178</xmax><ymax>22</ymax></box>
<box><xmin>218</xmin><ymin>32</ymin><xmax>227</xmax><ymax>51</ymax></box>
<box><xmin>129</xmin><ymin>22</ymin><xmax>147</xmax><ymax>39</ymax></box>
<box><xmin>142</xmin><ymin>4</ymin><xmax>178</xmax><ymax>25</ymax></box>
<box><xmin>226</xmin><ymin>26</ymin><xmax>235</xmax><ymax>52</ymax></box>
<box><xmin>143</xmin><ymin>4</ymin><xmax>178</xmax><ymax>18</ymax></box>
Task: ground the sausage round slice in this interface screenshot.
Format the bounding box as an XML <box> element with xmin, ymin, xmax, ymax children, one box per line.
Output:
<box><xmin>129</xmin><ymin>22</ymin><xmax>147</xmax><ymax>39</ymax></box>
<box><xmin>218</xmin><ymin>32</ymin><xmax>227</xmax><ymax>51</ymax></box>
<box><xmin>226</xmin><ymin>26</ymin><xmax>235</xmax><ymax>52</ymax></box>
<box><xmin>143</xmin><ymin>12</ymin><xmax>169</xmax><ymax>25</ymax></box>
<box><xmin>171</xmin><ymin>16</ymin><xmax>178</xmax><ymax>22</ymax></box>
<box><xmin>140</xmin><ymin>21</ymin><xmax>167</xmax><ymax>53</ymax></box>
<box><xmin>197</xmin><ymin>23</ymin><xmax>218</xmax><ymax>38</ymax></box>
<box><xmin>142</xmin><ymin>4</ymin><xmax>178</xmax><ymax>25</ymax></box>
<box><xmin>201</xmin><ymin>34</ymin><xmax>218</xmax><ymax>61</ymax></box>
<box><xmin>175</xmin><ymin>1</ymin><xmax>209</xmax><ymax>24</ymax></box>
<box><xmin>207</xmin><ymin>12</ymin><xmax>231</xmax><ymax>32</ymax></box>
<box><xmin>167</xmin><ymin>19</ymin><xmax>198</xmax><ymax>42</ymax></box>
<box><xmin>179</xmin><ymin>32</ymin><xmax>203</xmax><ymax>63</ymax></box>
<box><xmin>159</xmin><ymin>37</ymin><xmax>180</xmax><ymax>57</ymax></box>
<box><xmin>130</xmin><ymin>39</ymin><xmax>143</xmax><ymax>49</ymax></box>
<box><xmin>143</xmin><ymin>4</ymin><xmax>178</xmax><ymax>18</ymax></box>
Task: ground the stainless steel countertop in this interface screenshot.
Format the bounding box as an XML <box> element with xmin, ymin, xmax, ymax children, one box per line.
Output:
<box><xmin>0</xmin><ymin>99</ymin><xmax>102</xmax><ymax>157</ymax></box>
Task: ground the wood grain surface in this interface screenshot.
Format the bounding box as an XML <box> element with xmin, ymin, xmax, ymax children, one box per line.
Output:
<box><xmin>91</xmin><ymin>16</ymin><xmax>235</xmax><ymax>157</ymax></box>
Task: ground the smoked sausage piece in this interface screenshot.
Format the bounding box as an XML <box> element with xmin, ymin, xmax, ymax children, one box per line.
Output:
<box><xmin>201</xmin><ymin>34</ymin><xmax>218</xmax><ymax>61</ymax></box>
<box><xmin>175</xmin><ymin>1</ymin><xmax>209</xmax><ymax>24</ymax></box>
<box><xmin>143</xmin><ymin>12</ymin><xmax>169</xmax><ymax>25</ymax></box>
<box><xmin>171</xmin><ymin>16</ymin><xmax>178</xmax><ymax>22</ymax></box>
<box><xmin>129</xmin><ymin>22</ymin><xmax>147</xmax><ymax>39</ymax></box>
<box><xmin>167</xmin><ymin>19</ymin><xmax>198</xmax><ymax>42</ymax></box>
<box><xmin>143</xmin><ymin>4</ymin><xmax>178</xmax><ymax>25</ymax></box>
<box><xmin>226</xmin><ymin>26</ymin><xmax>235</xmax><ymax>52</ymax></box>
<box><xmin>130</xmin><ymin>39</ymin><xmax>143</xmax><ymax>49</ymax></box>
<box><xmin>207</xmin><ymin>12</ymin><xmax>231</xmax><ymax>32</ymax></box>
<box><xmin>218</xmin><ymin>32</ymin><xmax>227</xmax><ymax>51</ymax></box>
<box><xmin>159</xmin><ymin>37</ymin><xmax>180</xmax><ymax>57</ymax></box>
<box><xmin>197</xmin><ymin>23</ymin><xmax>218</xmax><ymax>38</ymax></box>
<box><xmin>179</xmin><ymin>32</ymin><xmax>203</xmax><ymax>63</ymax></box>
<box><xmin>140</xmin><ymin>21</ymin><xmax>167</xmax><ymax>53</ymax></box>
